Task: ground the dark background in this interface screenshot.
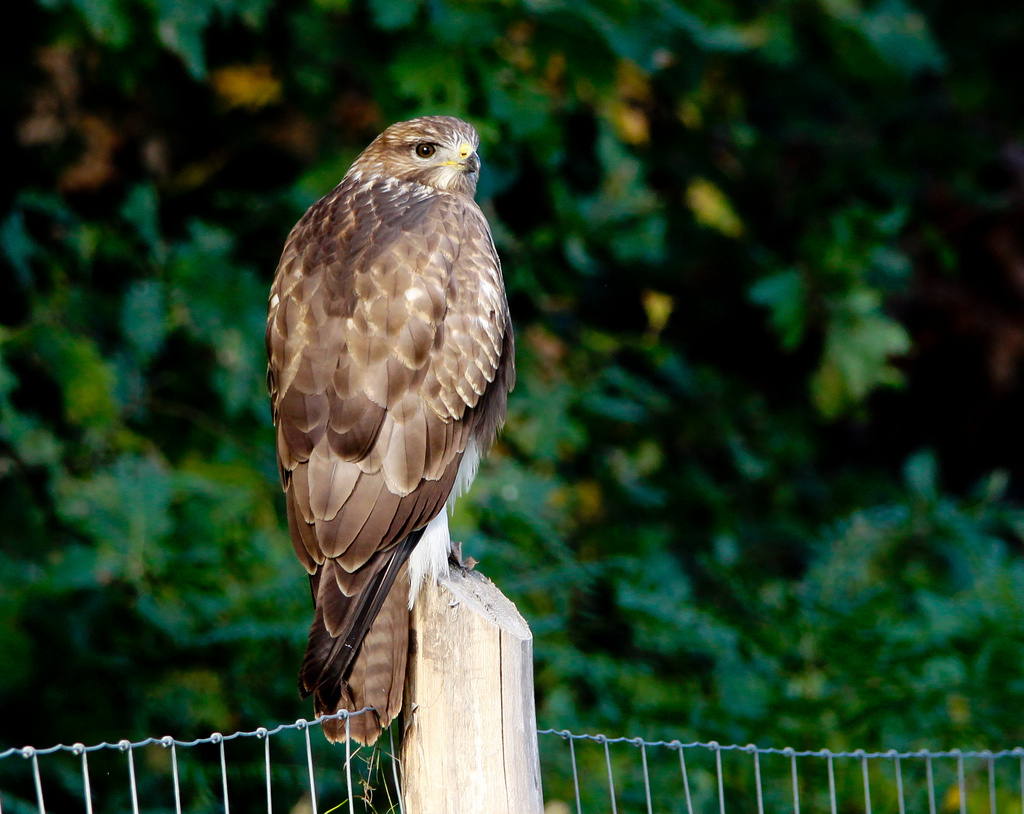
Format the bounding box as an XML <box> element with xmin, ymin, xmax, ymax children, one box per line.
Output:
<box><xmin>2</xmin><ymin>0</ymin><xmax>1024</xmax><ymax>810</ymax></box>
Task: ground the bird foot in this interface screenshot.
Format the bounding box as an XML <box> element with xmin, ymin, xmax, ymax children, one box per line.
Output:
<box><xmin>449</xmin><ymin>540</ymin><xmax>477</xmax><ymax>571</ymax></box>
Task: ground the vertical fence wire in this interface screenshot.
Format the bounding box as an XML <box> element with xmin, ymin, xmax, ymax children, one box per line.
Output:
<box><xmin>567</xmin><ymin>734</ymin><xmax>582</xmax><ymax>814</ymax></box>
<box><xmin>258</xmin><ymin>728</ymin><xmax>272</xmax><ymax>814</ymax></box>
<box><xmin>859</xmin><ymin>750</ymin><xmax>872</xmax><ymax>814</ymax></box>
<box><xmin>602</xmin><ymin>736</ymin><xmax>618</xmax><ymax>814</ymax></box>
<box><xmin>827</xmin><ymin>751</ymin><xmax>837</xmax><ymax>814</ymax></box>
<box><xmin>638</xmin><ymin>740</ymin><xmax>653</xmax><ymax>814</ymax></box>
<box><xmin>75</xmin><ymin>744</ymin><xmax>93</xmax><ymax>814</ymax></box>
<box><xmin>344</xmin><ymin>713</ymin><xmax>353</xmax><ymax>814</ymax></box>
<box><xmin>892</xmin><ymin>751</ymin><xmax>905</xmax><ymax>814</ymax></box>
<box><xmin>955</xmin><ymin>750</ymin><xmax>966</xmax><ymax>814</ymax></box>
<box><xmin>750</xmin><ymin>746</ymin><xmax>764</xmax><ymax>814</ymax></box>
<box><xmin>122</xmin><ymin>741</ymin><xmax>141</xmax><ymax>814</ymax></box>
<box><xmin>216</xmin><ymin>735</ymin><xmax>230</xmax><ymax>814</ymax></box>
<box><xmin>388</xmin><ymin>724</ymin><xmax>404</xmax><ymax>814</ymax></box>
<box><xmin>29</xmin><ymin>749</ymin><xmax>45</xmax><ymax>814</ymax></box>
<box><xmin>986</xmin><ymin>752</ymin><xmax>996</xmax><ymax>814</ymax></box>
<box><xmin>926</xmin><ymin>753</ymin><xmax>937</xmax><ymax>814</ymax></box>
<box><xmin>679</xmin><ymin>743</ymin><xmax>694</xmax><ymax>814</ymax></box>
<box><xmin>713</xmin><ymin>742</ymin><xmax>726</xmax><ymax>814</ymax></box>
<box><xmin>302</xmin><ymin>722</ymin><xmax>317</xmax><ymax>814</ymax></box>
<box><xmin>170</xmin><ymin>739</ymin><xmax>183</xmax><ymax>814</ymax></box>
<box><xmin>1020</xmin><ymin>751</ymin><xmax>1024</xmax><ymax>814</ymax></box>
<box><xmin>786</xmin><ymin>748</ymin><xmax>800</xmax><ymax>814</ymax></box>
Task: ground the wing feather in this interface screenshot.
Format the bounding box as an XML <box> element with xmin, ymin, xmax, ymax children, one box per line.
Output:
<box><xmin>313</xmin><ymin>472</ymin><xmax>386</xmax><ymax>562</ymax></box>
<box><xmin>285</xmin><ymin>488</ymin><xmax>320</xmax><ymax>572</ymax></box>
<box><xmin>307</xmin><ymin>447</ymin><xmax>360</xmax><ymax>520</ymax></box>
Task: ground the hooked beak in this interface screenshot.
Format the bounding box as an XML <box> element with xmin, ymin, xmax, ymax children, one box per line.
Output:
<box><xmin>443</xmin><ymin>143</ymin><xmax>480</xmax><ymax>174</ymax></box>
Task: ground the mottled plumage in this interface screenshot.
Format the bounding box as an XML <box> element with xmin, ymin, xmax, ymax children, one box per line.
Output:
<box><xmin>267</xmin><ymin>116</ymin><xmax>514</xmax><ymax>744</ymax></box>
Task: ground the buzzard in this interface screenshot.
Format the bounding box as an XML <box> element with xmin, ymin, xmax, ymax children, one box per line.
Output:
<box><xmin>266</xmin><ymin>116</ymin><xmax>515</xmax><ymax>744</ymax></box>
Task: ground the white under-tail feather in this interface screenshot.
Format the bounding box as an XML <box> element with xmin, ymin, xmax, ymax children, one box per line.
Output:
<box><xmin>407</xmin><ymin>438</ymin><xmax>480</xmax><ymax>607</ymax></box>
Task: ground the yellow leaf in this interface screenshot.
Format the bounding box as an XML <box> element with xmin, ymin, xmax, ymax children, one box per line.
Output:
<box><xmin>610</xmin><ymin>60</ymin><xmax>652</xmax><ymax>145</ymax></box>
<box><xmin>942</xmin><ymin>783</ymin><xmax>960</xmax><ymax>813</ymax></box>
<box><xmin>641</xmin><ymin>289</ymin><xmax>674</xmax><ymax>335</ymax></box>
<box><xmin>211</xmin><ymin>63</ymin><xmax>283</xmax><ymax>110</ymax></box>
<box><xmin>611</xmin><ymin>102</ymin><xmax>650</xmax><ymax>145</ymax></box>
<box><xmin>685</xmin><ymin>178</ymin><xmax>744</xmax><ymax>237</ymax></box>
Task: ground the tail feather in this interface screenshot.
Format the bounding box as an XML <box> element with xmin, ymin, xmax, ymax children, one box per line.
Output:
<box><xmin>321</xmin><ymin>569</ymin><xmax>410</xmax><ymax>744</ymax></box>
<box><xmin>299</xmin><ymin>529</ymin><xmax>422</xmax><ymax>745</ymax></box>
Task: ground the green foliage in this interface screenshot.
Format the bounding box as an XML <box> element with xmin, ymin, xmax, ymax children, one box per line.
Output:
<box><xmin>4</xmin><ymin>0</ymin><xmax>1024</xmax><ymax>810</ymax></box>
<box><xmin>753</xmin><ymin>206</ymin><xmax>914</xmax><ymax>416</ymax></box>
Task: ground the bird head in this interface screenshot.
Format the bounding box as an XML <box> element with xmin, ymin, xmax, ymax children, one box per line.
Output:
<box><xmin>352</xmin><ymin>115</ymin><xmax>482</xmax><ymax>196</ymax></box>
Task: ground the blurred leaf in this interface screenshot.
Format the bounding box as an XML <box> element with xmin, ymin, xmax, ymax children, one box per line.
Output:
<box><xmin>121</xmin><ymin>184</ymin><xmax>165</xmax><ymax>263</ymax></box>
<box><xmin>144</xmin><ymin>669</ymin><xmax>232</xmax><ymax>730</ymax></box>
<box><xmin>812</xmin><ymin>290</ymin><xmax>911</xmax><ymax>417</ymax></box>
<box><xmin>390</xmin><ymin>46</ymin><xmax>469</xmax><ymax>113</ymax></box>
<box><xmin>369</xmin><ymin>0</ymin><xmax>419</xmax><ymax>29</ymax></box>
<box><xmin>904</xmin><ymin>449</ymin><xmax>939</xmax><ymax>502</ymax></box>
<box><xmin>211</xmin><ymin>64</ymin><xmax>283</xmax><ymax>110</ymax></box>
<box><xmin>686</xmin><ymin>178</ymin><xmax>744</xmax><ymax>238</ymax></box>
<box><xmin>656</xmin><ymin>0</ymin><xmax>753</xmax><ymax>52</ymax></box>
<box><xmin>59</xmin><ymin>0</ymin><xmax>131</xmax><ymax>45</ymax></box>
<box><xmin>822</xmin><ymin>0</ymin><xmax>947</xmax><ymax>75</ymax></box>
<box><xmin>122</xmin><ymin>280</ymin><xmax>167</xmax><ymax>361</ymax></box>
<box><xmin>56</xmin><ymin>454</ymin><xmax>174</xmax><ymax>583</ymax></box>
<box><xmin>750</xmin><ymin>269</ymin><xmax>806</xmax><ymax>349</ymax></box>
<box><xmin>641</xmin><ymin>290</ymin><xmax>673</xmax><ymax>336</ymax></box>
<box><xmin>154</xmin><ymin>0</ymin><xmax>211</xmax><ymax>77</ymax></box>
<box><xmin>0</xmin><ymin>210</ymin><xmax>36</xmax><ymax>286</ymax></box>
<box><xmin>47</xmin><ymin>335</ymin><xmax>120</xmax><ymax>428</ymax></box>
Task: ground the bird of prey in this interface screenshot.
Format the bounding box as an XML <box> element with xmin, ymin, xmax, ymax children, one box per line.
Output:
<box><xmin>266</xmin><ymin>116</ymin><xmax>515</xmax><ymax>745</ymax></box>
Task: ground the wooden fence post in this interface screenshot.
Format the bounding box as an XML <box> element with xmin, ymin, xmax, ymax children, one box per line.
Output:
<box><xmin>400</xmin><ymin>567</ymin><xmax>544</xmax><ymax>813</ymax></box>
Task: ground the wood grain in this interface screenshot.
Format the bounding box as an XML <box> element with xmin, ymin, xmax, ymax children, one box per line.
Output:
<box><xmin>401</xmin><ymin>567</ymin><xmax>544</xmax><ymax>813</ymax></box>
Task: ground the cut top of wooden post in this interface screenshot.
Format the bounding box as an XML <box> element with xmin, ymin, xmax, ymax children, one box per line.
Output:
<box><xmin>401</xmin><ymin>567</ymin><xmax>544</xmax><ymax>814</ymax></box>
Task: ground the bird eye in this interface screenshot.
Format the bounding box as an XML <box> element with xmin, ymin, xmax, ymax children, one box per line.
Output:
<box><xmin>414</xmin><ymin>143</ymin><xmax>436</xmax><ymax>158</ymax></box>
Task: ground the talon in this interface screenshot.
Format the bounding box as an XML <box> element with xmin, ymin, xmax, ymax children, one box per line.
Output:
<box><xmin>448</xmin><ymin>541</ymin><xmax>478</xmax><ymax>570</ymax></box>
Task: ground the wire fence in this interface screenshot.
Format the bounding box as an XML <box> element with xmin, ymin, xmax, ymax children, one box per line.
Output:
<box><xmin>3</xmin><ymin>713</ymin><xmax>1023</xmax><ymax>813</ymax></box>
<box><xmin>539</xmin><ymin>731</ymin><xmax>1024</xmax><ymax>814</ymax></box>
<box><xmin>0</xmin><ymin>710</ymin><xmax>398</xmax><ymax>814</ymax></box>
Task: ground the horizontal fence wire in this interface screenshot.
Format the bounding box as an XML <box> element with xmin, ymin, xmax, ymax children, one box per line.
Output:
<box><xmin>4</xmin><ymin>718</ymin><xmax>1024</xmax><ymax>813</ymax></box>
<box><xmin>0</xmin><ymin>709</ymin><xmax>377</xmax><ymax>814</ymax></box>
<box><xmin>536</xmin><ymin>731</ymin><xmax>1024</xmax><ymax>814</ymax></box>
